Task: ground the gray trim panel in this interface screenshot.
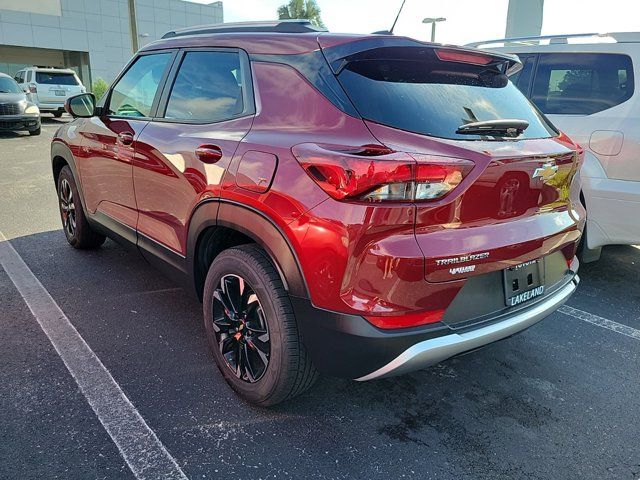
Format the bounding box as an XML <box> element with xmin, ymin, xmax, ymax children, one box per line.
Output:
<box><xmin>356</xmin><ymin>275</ymin><xmax>579</xmax><ymax>381</ymax></box>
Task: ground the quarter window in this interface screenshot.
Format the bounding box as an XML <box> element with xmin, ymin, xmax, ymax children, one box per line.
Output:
<box><xmin>108</xmin><ymin>53</ymin><xmax>172</xmax><ymax>118</ymax></box>
<box><xmin>164</xmin><ymin>51</ymin><xmax>246</xmax><ymax>122</ymax></box>
<box><xmin>531</xmin><ymin>53</ymin><xmax>634</xmax><ymax>115</ymax></box>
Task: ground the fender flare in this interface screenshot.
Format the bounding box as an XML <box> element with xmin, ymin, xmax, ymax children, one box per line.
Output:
<box><xmin>186</xmin><ymin>199</ymin><xmax>309</xmax><ymax>300</ymax></box>
<box><xmin>51</xmin><ymin>140</ymin><xmax>89</xmax><ymax>213</ymax></box>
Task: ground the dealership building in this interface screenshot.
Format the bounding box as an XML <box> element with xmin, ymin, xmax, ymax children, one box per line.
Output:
<box><xmin>0</xmin><ymin>0</ymin><xmax>223</xmax><ymax>88</ymax></box>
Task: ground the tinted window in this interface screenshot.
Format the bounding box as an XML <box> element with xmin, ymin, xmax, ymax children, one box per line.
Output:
<box><xmin>531</xmin><ymin>53</ymin><xmax>634</xmax><ymax>115</ymax></box>
<box><xmin>510</xmin><ymin>54</ymin><xmax>536</xmax><ymax>95</ymax></box>
<box><xmin>36</xmin><ymin>72</ymin><xmax>79</xmax><ymax>85</ymax></box>
<box><xmin>108</xmin><ymin>53</ymin><xmax>172</xmax><ymax>118</ymax></box>
<box><xmin>0</xmin><ymin>77</ymin><xmax>22</xmax><ymax>93</ymax></box>
<box><xmin>164</xmin><ymin>51</ymin><xmax>245</xmax><ymax>122</ymax></box>
<box><xmin>14</xmin><ymin>72</ymin><xmax>23</xmax><ymax>83</ymax></box>
<box><xmin>337</xmin><ymin>48</ymin><xmax>556</xmax><ymax>140</ymax></box>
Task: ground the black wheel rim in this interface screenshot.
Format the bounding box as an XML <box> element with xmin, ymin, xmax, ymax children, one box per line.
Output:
<box><xmin>59</xmin><ymin>178</ymin><xmax>76</xmax><ymax>238</ymax></box>
<box><xmin>212</xmin><ymin>274</ymin><xmax>270</xmax><ymax>383</ymax></box>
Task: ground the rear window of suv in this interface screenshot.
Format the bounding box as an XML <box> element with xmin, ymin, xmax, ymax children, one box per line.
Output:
<box><xmin>530</xmin><ymin>53</ymin><xmax>634</xmax><ymax>115</ymax></box>
<box><xmin>36</xmin><ymin>72</ymin><xmax>79</xmax><ymax>85</ymax></box>
<box><xmin>335</xmin><ymin>47</ymin><xmax>557</xmax><ymax>141</ymax></box>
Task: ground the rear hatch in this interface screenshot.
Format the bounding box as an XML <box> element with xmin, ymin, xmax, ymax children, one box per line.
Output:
<box><xmin>323</xmin><ymin>36</ymin><xmax>583</xmax><ymax>283</ymax></box>
<box><xmin>35</xmin><ymin>70</ymin><xmax>83</xmax><ymax>104</ymax></box>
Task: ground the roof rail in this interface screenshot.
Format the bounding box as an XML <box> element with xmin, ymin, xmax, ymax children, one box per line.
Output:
<box><xmin>466</xmin><ymin>32</ymin><xmax>640</xmax><ymax>48</ymax></box>
<box><xmin>162</xmin><ymin>19</ymin><xmax>327</xmax><ymax>39</ymax></box>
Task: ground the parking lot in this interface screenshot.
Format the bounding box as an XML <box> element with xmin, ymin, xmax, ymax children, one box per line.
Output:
<box><xmin>1</xmin><ymin>116</ymin><xmax>639</xmax><ymax>480</ymax></box>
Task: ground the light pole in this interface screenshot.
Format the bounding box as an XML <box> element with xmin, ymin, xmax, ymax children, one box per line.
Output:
<box><xmin>423</xmin><ymin>17</ymin><xmax>446</xmax><ymax>42</ymax></box>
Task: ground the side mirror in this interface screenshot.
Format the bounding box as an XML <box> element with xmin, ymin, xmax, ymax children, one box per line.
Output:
<box><xmin>65</xmin><ymin>93</ymin><xmax>96</xmax><ymax>118</ymax></box>
<box><xmin>23</xmin><ymin>87</ymin><xmax>29</xmax><ymax>94</ymax></box>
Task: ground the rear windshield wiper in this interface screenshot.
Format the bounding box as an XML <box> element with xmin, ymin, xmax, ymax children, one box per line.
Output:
<box><xmin>456</xmin><ymin>119</ymin><xmax>529</xmax><ymax>138</ymax></box>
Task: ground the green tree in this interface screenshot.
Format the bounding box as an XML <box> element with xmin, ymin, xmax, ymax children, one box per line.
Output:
<box><xmin>91</xmin><ymin>78</ymin><xmax>109</xmax><ymax>101</ymax></box>
<box><xmin>277</xmin><ymin>0</ymin><xmax>325</xmax><ymax>28</ymax></box>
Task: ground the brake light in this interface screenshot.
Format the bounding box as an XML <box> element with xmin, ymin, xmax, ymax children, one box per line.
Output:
<box><xmin>365</xmin><ymin>309</ymin><xmax>445</xmax><ymax>329</ymax></box>
<box><xmin>435</xmin><ymin>49</ymin><xmax>493</xmax><ymax>65</ymax></box>
<box><xmin>292</xmin><ymin>143</ymin><xmax>473</xmax><ymax>202</ymax></box>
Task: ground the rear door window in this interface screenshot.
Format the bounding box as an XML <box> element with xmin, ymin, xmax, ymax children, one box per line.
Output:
<box><xmin>36</xmin><ymin>72</ymin><xmax>79</xmax><ymax>85</ymax></box>
<box><xmin>531</xmin><ymin>53</ymin><xmax>634</xmax><ymax>115</ymax></box>
<box><xmin>335</xmin><ymin>47</ymin><xmax>556</xmax><ymax>140</ymax></box>
<box><xmin>162</xmin><ymin>50</ymin><xmax>248</xmax><ymax>122</ymax></box>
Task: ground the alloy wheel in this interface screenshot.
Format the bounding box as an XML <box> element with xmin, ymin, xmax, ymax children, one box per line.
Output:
<box><xmin>212</xmin><ymin>274</ymin><xmax>270</xmax><ymax>383</ymax></box>
<box><xmin>59</xmin><ymin>178</ymin><xmax>76</xmax><ymax>238</ymax></box>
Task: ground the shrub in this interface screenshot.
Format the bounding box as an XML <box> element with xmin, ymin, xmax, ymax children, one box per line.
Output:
<box><xmin>91</xmin><ymin>78</ymin><xmax>109</xmax><ymax>100</ymax></box>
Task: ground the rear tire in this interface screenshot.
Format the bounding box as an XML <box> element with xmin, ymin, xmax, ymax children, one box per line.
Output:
<box><xmin>203</xmin><ymin>244</ymin><xmax>318</xmax><ymax>406</ymax></box>
<box><xmin>57</xmin><ymin>166</ymin><xmax>106</xmax><ymax>249</ymax></box>
<box><xmin>53</xmin><ymin>111</ymin><xmax>63</xmax><ymax>118</ymax></box>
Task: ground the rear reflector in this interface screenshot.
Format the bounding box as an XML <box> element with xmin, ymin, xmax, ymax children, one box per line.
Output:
<box><xmin>292</xmin><ymin>143</ymin><xmax>473</xmax><ymax>202</ymax></box>
<box><xmin>435</xmin><ymin>49</ymin><xmax>493</xmax><ymax>65</ymax></box>
<box><xmin>365</xmin><ymin>309</ymin><xmax>445</xmax><ymax>329</ymax></box>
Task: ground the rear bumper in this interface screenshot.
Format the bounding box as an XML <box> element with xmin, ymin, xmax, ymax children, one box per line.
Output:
<box><xmin>37</xmin><ymin>103</ymin><xmax>65</xmax><ymax>111</ymax></box>
<box><xmin>292</xmin><ymin>272</ymin><xmax>579</xmax><ymax>380</ymax></box>
<box><xmin>582</xmin><ymin>175</ymin><xmax>640</xmax><ymax>248</ymax></box>
<box><xmin>356</xmin><ymin>275</ymin><xmax>578</xmax><ymax>380</ymax></box>
<box><xmin>0</xmin><ymin>114</ymin><xmax>40</xmax><ymax>131</ymax></box>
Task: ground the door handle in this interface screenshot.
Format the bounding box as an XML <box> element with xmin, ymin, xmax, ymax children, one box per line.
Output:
<box><xmin>195</xmin><ymin>145</ymin><xmax>223</xmax><ymax>164</ymax></box>
<box><xmin>117</xmin><ymin>132</ymin><xmax>134</xmax><ymax>146</ymax></box>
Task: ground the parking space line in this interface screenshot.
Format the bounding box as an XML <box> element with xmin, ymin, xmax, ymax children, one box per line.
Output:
<box><xmin>559</xmin><ymin>305</ymin><xmax>640</xmax><ymax>341</ymax></box>
<box><xmin>0</xmin><ymin>232</ymin><xmax>188</xmax><ymax>480</ymax></box>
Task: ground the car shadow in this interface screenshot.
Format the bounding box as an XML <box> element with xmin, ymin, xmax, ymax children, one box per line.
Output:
<box><xmin>5</xmin><ymin>230</ymin><xmax>640</xmax><ymax>479</ymax></box>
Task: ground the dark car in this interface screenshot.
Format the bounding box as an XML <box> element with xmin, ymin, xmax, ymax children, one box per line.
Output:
<box><xmin>0</xmin><ymin>73</ymin><xmax>41</xmax><ymax>135</ymax></box>
<box><xmin>52</xmin><ymin>20</ymin><xmax>584</xmax><ymax>406</ymax></box>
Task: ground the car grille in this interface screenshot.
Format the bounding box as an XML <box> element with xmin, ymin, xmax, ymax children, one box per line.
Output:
<box><xmin>0</xmin><ymin>121</ymin><xmax>24</xmax><ymax>129</ymax></box>
<box><xmin>0</xmin><ymin>103</ymin><xmax>22</xmax><ymax>116</ymax></box>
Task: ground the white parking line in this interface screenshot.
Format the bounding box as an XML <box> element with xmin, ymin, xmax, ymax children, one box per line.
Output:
<box><xmin>559</xmin><ymin>305</ymin><xmax>640</xmax><ymax>341</ymax></box>
<box><xmin>0</xmin><ymin>232</ymin><xmax>188</xmax><ymax>480</ymax></box>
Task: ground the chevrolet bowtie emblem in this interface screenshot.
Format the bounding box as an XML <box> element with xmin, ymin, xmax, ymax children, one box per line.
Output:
<box><xmin>532</xmin><ymin>161</ymin><xmax>558</xmax><ymax>181</ymax></box>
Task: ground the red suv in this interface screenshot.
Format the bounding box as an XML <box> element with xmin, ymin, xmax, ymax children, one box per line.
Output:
<box><xmin>53</xmin><ymin>20</ymin><xmax>584</xmax><ymax>406</ymax></box>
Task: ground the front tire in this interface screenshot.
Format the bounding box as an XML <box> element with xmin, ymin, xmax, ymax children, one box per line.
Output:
<box><xmin>57</xmin><ymin>166</ymin><xmax>106</xmax><ymax>249</ymax></box>
<box><xmin>53</xmin><ymin>111</ymin><xmax>63</xmax><ymax>118</ymax></box>
<box><xmin>203</xmin><ymin>244</ymin><xmax>317</xmax><ymax>406</ymax></box>
<box><xmin>29</xmin><ymin>126</ymin><xmax>41</xmax><ymax>136</ymax></box>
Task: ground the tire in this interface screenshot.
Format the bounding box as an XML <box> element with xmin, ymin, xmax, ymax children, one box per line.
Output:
<box><xmin>203</xmin><ymin>244</ymin><xmax>318</xmax><ymax>406</ymax></box>
<box><xmin>57</xmin><ymin>166</ymin><xmax>106</xmax><ymax>249</ymax></box>
<box><xmin>29</xmin><ymin>126</ymin><xmax>41</xmax><ymax>136</ymax></box>
<box><xmin>53</xmin><ymin>111</ymin><xmax>63</xmax><ymax>118</ymax></box>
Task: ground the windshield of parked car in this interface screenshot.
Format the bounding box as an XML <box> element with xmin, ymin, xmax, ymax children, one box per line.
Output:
<box><xmin>0</xmin><ymin>77</ymin><xmax>22</xmax><ymax>93</ymax></box>
<box><xmin>336</xmin><ymin>47</ymin><xmax>557</xmax><ymax>140</ymax></box>
<box><xmin>36</xmin><ymin>71</ymin><xmax>79</xmax><ymax>85</ymax></box>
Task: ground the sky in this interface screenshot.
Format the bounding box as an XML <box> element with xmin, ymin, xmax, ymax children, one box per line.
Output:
<box><xmin>191</xmin><ymin>0</ymin><xmax>640</xmax><ymax>46</ymax></box>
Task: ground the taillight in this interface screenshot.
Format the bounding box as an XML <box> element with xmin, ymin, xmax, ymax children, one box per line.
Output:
<box><xmin>365</xmin><ymin>309</ymin><xmax>445</xmax><ymax>329</ymax></box>
<box><xmin>292</xmin><ymin>143</ymin><xmax>473</xmax><ymax>203</ymax></box>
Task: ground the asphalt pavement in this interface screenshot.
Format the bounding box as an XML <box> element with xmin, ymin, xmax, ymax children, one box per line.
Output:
<box><xmin>1</xmin><ymin>116</ymin><xmax>639</xmax><ymax>480</ymax></box>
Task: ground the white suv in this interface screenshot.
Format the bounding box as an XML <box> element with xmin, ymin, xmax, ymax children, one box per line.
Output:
<box><xmin>468</xmin><ymin>32</ymin><xmax>640</xmax><ymax>262</ymax></box>
<box><xmin>14</xmin><ymin>67</ymin><xmax>85</xmax><ymax>117</ymax></box>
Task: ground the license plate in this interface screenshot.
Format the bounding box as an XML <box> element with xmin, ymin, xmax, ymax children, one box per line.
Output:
<box><xmin>503</xmin><ymin>259</ymin><xmax>545</xmax><ymax>307</ymax></box>
<box><xmin>54</xmin><ymin>90</ymin><xmax>66</xmax><ymax>96</ymax></box>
